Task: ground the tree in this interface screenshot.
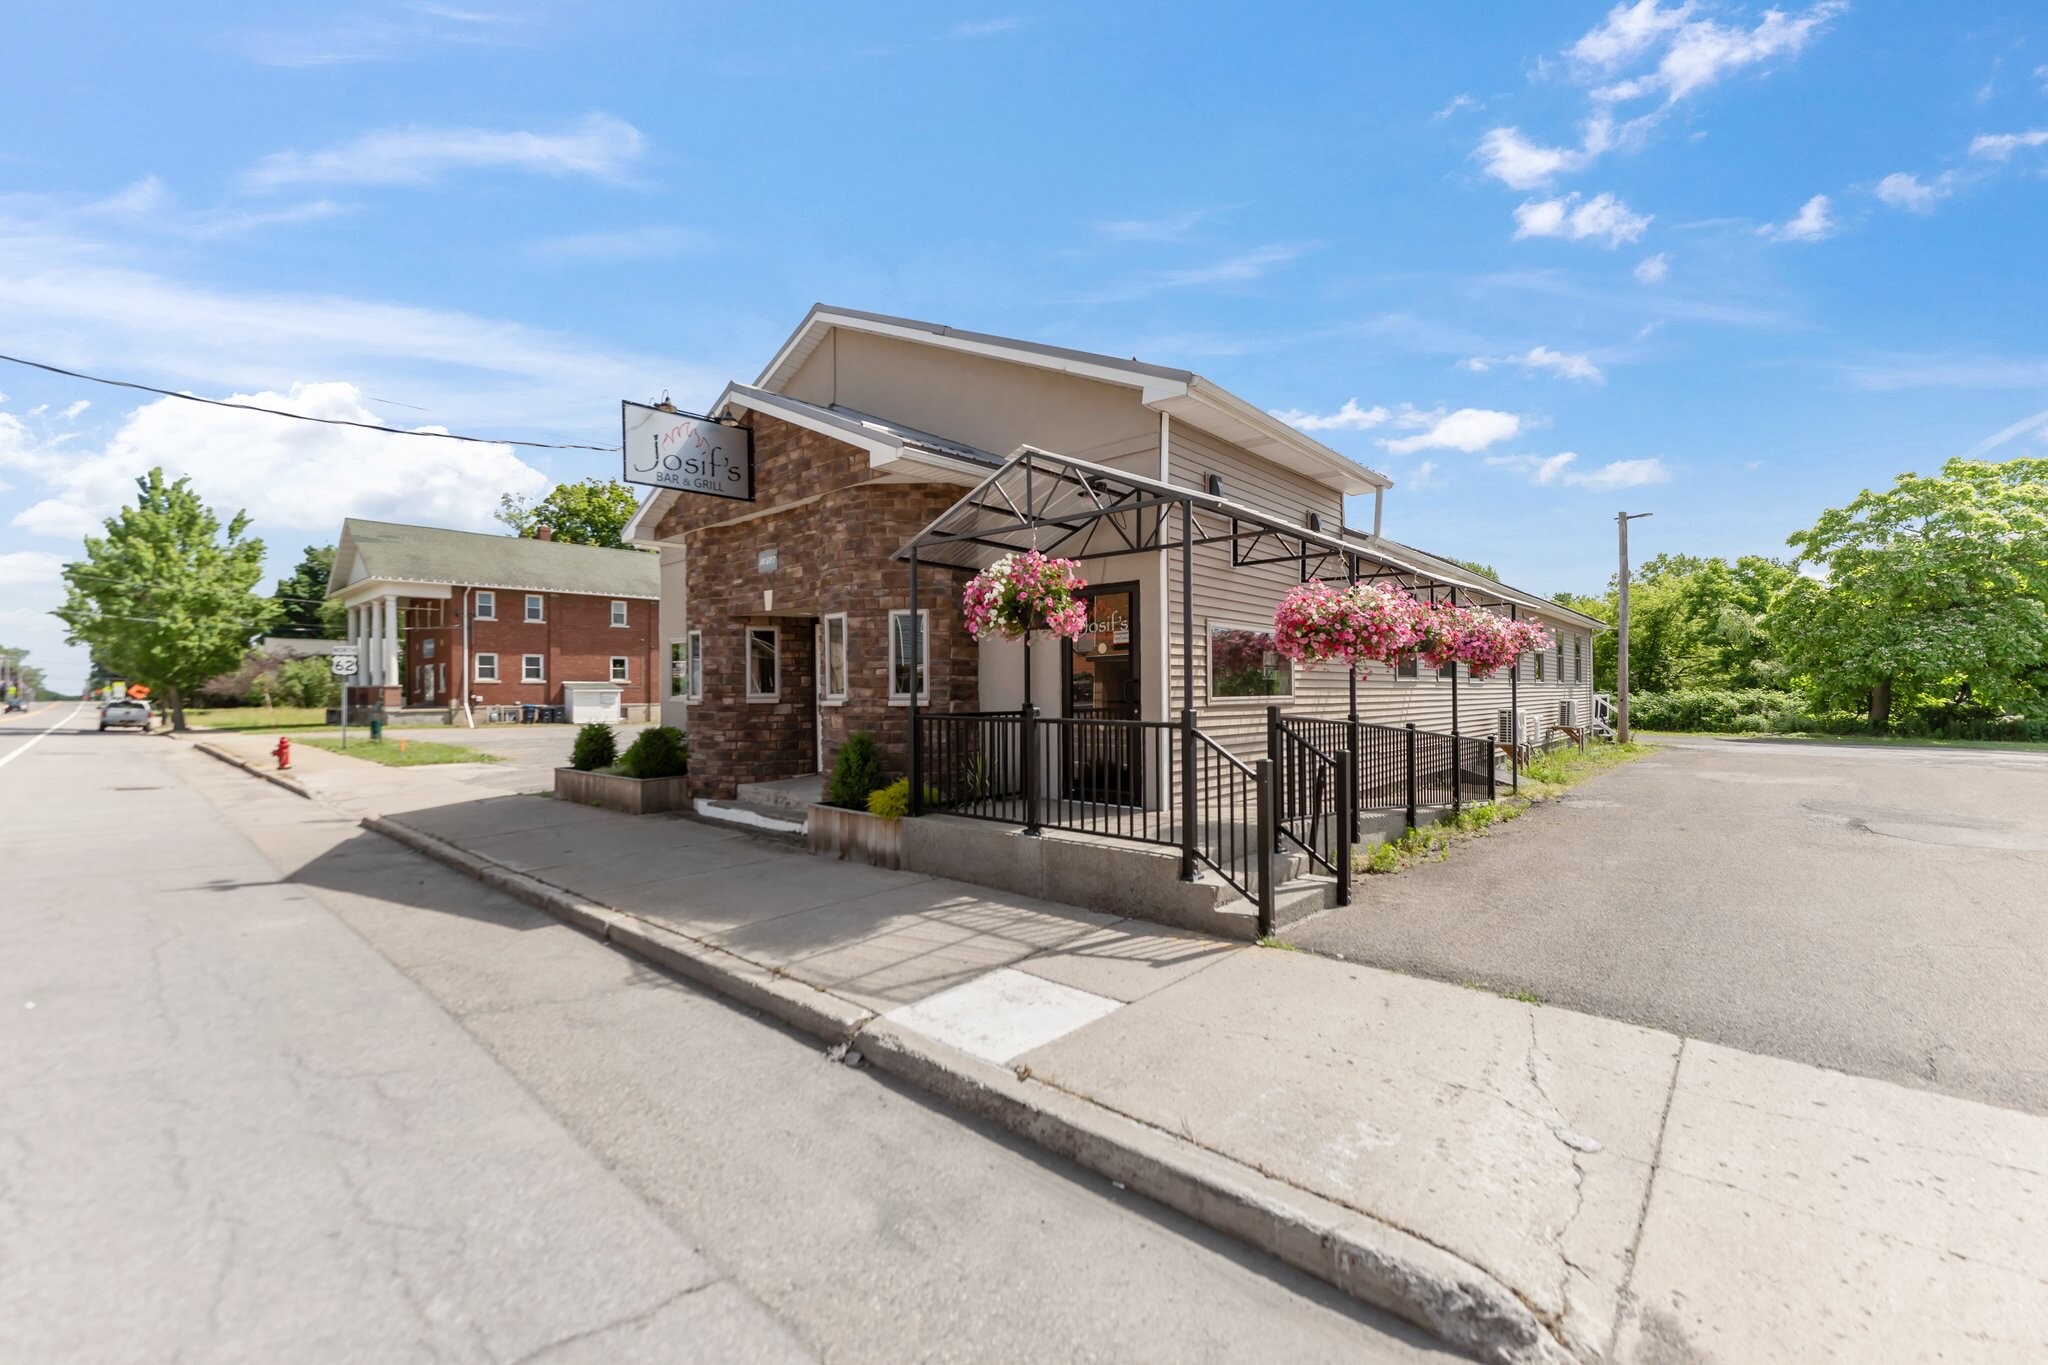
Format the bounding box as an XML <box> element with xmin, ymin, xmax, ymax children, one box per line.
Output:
<box><xmin>1770</xmin><ymin>457</ymin><xmax>2048</xmax><ymax>727</ymax></box>
<box><xmin>273</xmin><ymin>544</ymin><xmax>347</xmax><ymax>638</ymax></box>
<box><xmin>1550</xmin><ymin>553</ymin><xmax>1797</xmax><ymax>694</ymax></box>
<box><xmin>495</xmin><ymin>478</ymin><xmax>643</xmax><ymax>549</ymax></box>
<box><xmin>55</xmin><ymin>469</ymin><xmax>277</xmax><ymax>731</ymax></box>
<box><xmin>1455</xmin><ymin>559</ymin><xmax>1501</xmax><ymax>581</ymax></box>
<box><xmin>1</xmin><ymin>644</ymin><xmax>46</xmax><ymax>702</ymax></box>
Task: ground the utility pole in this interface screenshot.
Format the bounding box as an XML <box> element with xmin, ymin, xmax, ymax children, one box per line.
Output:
<box><xmin>1616</xmin><ymin>511</ymin><xmax>1654</xmax><ymax>744</ymax></box>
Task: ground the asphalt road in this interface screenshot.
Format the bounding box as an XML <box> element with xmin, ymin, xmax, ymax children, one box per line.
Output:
<box><xmin>1290</xmin><ymin>734</ymin><xmax>2048</xmax><ymax>1115</ymax></box>
<box><xmin>1</xmin><ymin>709</ymin><xmax>1449</xmax><ymax>1364</ymax></box>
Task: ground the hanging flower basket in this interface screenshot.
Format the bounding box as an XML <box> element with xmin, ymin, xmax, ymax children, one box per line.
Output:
<box><xmin>1273</xmin><ymin>580</ymin><xmax>1427</xmax><ymax>669</ymax></box>
<box><xmin>962</xmin><ymin>550</ymin><xmax>1090</xmax><ymax>643</ymax></box>
<box><xmin>1451</xmin><ymin>609</ymin><xmax>1552</xmax><ymax>680</ymax></box>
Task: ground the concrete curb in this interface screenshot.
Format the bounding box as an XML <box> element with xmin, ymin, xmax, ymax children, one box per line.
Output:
<box><xmin>363</xmin><ymin>809</ymin><xmax>1573</xmax><ymax>1365</ymax></box>
<box><xmin>191</xmin><ymin>740</ymin><xmax>313</xmax><ymax>800</ymax></box>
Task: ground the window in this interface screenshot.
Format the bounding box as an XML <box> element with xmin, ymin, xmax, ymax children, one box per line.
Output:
<box><xmin>522</xmin><ymin>654</ymin><xmax>544</xmax><ymax>683</ymax></box>
<box><xmin>1207</xmin><ymin>623</ymin><xmax>1292</xmax><ymax>699</ymax></box>
<box><xmin>474</xmin><ymin>591</ymin><xmax>495</xmax><ymax>620</ymax></box>
<box><xmin>524</xmin><ymin>594</ymin><xmax>545</xmax><ymax>622</ymax></box>
<box><xmin>610</xmin><ymin>656</ymin><xmax>629</xmax><ymax>683</ymax></box>
<box><xmin>747</xmin><ymin>628</ymin><xmax>779</xmax><ymax>701</ymax></box>
<box><xmin>421</xmin><ymin>637</ymin><xmax>435</xmax><ymax>658</ymax></box>
<box><xmin>889</xmin><ymin>610</ymin><xmax>928</xmax><ymax>702</ymax></box>
<box><xmin>1395</xmin><ymin>657</ymin><xmax>1420</xmax><ymax>680</ymax></box>
<box><xmin>437</xmin><ymin>663</ymin><xmax>445</xmax><ymax>695</ymax></box>
<box><xmin>610</xmin><ymin>599</ymin><xmax>628</xmax><ymax>628</ymax></box>
<box><xmin>475</xmin><ymin>652</ymin><xmax>499</xmax><ymax>682</ymax></box>
<box><xmin>688</xmin><ymin>631</ymin><xmax>702</xmax><ymax>699</ymax></box>
<box><xmin>1438</xmin><ymin>660</ymin><xmax>1457</xmax><ymax>681</ymax></box>
<box><xmin>1533</xmin><ymin>651</ymin><xmax>1545</xmax><ymax>682</ymax></box>
<box><xmin>822</xmin><ymin>613</ymin><xmax>849</xmax><ymax>703</ymax></box>
<box><xmin>669</xmin><ymin>640</ymin><xmax>687</xmax><ymax>697</ymax></box>
<box><xmin>1557</xmin><ymin>636</ymin><xmax>1566</xmax><ymax>680</ymax></box>
<box><xmin>1574</xmin><ymin>636</ymin><xmax>1584</xmax><ymax>683</ymax></box>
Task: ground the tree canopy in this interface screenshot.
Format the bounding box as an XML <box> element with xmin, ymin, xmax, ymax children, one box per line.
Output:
<box><xmin>1</xmin><ymin>644</ymin><xmax>46</xmax><ymax>701</ymax></box>
<box><xmin>55</xmin><ymin>469</ymin><xmax>276</xmax><ymax>730</ymax></box>
<box><xmin>273</xmin><ymin>543</ymin><xmax>347</xmax><ymax>638</ymax></box>
<box><xmin>1771</xmin><ymin>457</ymin><xmax>2048</xmax><ymax>725</ymax></box>
<box><xmin>495</xmin><ymin>478</ymin><xmax>643</xmax><ymax>549</ymax></box>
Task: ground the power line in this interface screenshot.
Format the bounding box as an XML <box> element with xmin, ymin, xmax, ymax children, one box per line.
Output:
<box><xmin>0</xmin><ymin>352</ymin><xmax>622</xmax><ymax>453</ymax></box>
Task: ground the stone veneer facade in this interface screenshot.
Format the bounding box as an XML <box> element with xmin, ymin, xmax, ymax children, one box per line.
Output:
<box><xmin>654</xmin><ymin>412</ymin><xmax>977</xmax><ymax>798</ymax></box>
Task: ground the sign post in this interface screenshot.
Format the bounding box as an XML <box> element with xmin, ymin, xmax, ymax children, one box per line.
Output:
<box><xmin>332</xmin><ymin>649</ymin><xmax>360</xmax><ymax>750</ymax></box>
<box><xmin>620</xmin><ymin>401</ymin><xmax>754</xmax><ymax>502</ymax></box>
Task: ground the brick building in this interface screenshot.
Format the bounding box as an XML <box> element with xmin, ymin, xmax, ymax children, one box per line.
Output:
<box><xmin>624</xmin><ymin>305</ymin><xmax>1602</xmax><ymax>803</ymax></box>
<box><xmin>326</xmin><ymin>519</ymin><xmax>661</xmax><ymax>722</ymax></box>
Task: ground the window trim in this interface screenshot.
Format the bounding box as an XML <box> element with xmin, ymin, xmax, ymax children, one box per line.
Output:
<box><xmin>474</xmin><ymin>591</ymin><xmax>496</xmax><ymax>621</ymax></box>
<box><xmin>746</xmin><ymin>627</ymin><xmax>780</xmax><ymax>702</ymax></box>
<box><xmin>474</xmin><ymin>652</ymin><xmax>499</xmax><ymax>683</ymax></box>
<box><xmin>1393</xmin><ymin>656</ymin><xmax>1422</xmax><ymax>682</ymax></box>
<box><xmin>1574</xmin><ymin>635</ymin><xmax>1584</xmax><ymax>684</ymax></box>
<box><xmin>822</xmin><ymin>612</ymin><xmax>850</xmax><ymax>705</ymax></box>
<box><xmin>1204</xmin><ymin>619</ymin><xmax>1294</xmax><ymax>702</ymax></box>
<box><xmin>610</xmin><ymin>599</ymin><xmax>629</xmax><ymax>628</ymax></box>
<box><xmin>887</xmin><ymin>609</ymin><xmax>930</xmax><ymax>705</ymax></box>
<box><xmin>1532</xmin><ymin>650</ymin><xmax>1545</xmax><ymax>682</ymax></box>
<box><xmin>524</xmin><ymin>593</ymin><xmax>545</xmax><ymax>623</ymax></box>
<box><xmin>687</xmin><ymin>630</ymin><xmax>703</xmax><ymax>701</ymax></box>
<box><xmin>521</xmin><ymin>653</ymin><xmax>545</xmax><ymax>684</ymax></box>
<box><xmin>610</xmin><ymin>656</ymin><xmax>629</xmax><ymax>683</ymax></box>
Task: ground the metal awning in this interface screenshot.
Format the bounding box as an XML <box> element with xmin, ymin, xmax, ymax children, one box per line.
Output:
<box><xmin>897</xmin><ymin>446</ymin><xmax>1523</xmax><ymax>608</ymax></box>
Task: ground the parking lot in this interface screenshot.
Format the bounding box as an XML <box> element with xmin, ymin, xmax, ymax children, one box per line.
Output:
<box><xmin>1289</xmin><ymin>736</ymin><xmax>2048</xmax><ymax>1115</ymax></box>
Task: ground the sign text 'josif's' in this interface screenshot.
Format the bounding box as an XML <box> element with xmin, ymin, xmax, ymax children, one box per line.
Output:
<box><xmin>621</xmin><ymin>401</ymin><xmax>754</xmax><ymax>502</ymax></box>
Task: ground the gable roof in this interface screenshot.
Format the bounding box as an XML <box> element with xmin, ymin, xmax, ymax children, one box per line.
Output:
<box><xmin>328</xmin><ymin>519</ymin><xmax>660</xmax><ymax>600</ymax></box>
<box><xmin>755</xmin><ymin>304</ymin><xmax>1392</xmax><ymax>495</ymax></box>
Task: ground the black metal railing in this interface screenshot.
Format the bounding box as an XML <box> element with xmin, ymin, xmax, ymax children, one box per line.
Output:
<box><xmin>916</xmin><ymin>704</ymin><xmax>1492</xmax><ymax>936</ymax></box>
<box><xmin>1269</xmin><ymin>709</ymin><xmax>1353</xmax><ymax>907</ymax></box>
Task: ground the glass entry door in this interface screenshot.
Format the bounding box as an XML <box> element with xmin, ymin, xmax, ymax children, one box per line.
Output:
<box><xmin>1061</xmin><ymin>585</ymin><xmax>1142</xmax><ymax>804</ymax></box>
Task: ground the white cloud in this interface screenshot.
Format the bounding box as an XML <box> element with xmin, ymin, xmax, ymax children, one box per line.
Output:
<box><xmin>0</xmin><ymin>549</ymin><xmax>64</xmax><ymax>590</ymax></box>
<box><xmin>1431</xmin><ymin>95</ymin><xmax>1479</xmax><ymax>121</ymax></box>
<box><xmin>1761</xmin><ymin>193</ymin><xmax>1835</xmax><ymax>242</ymax></box>
<box><xmin>1382</xmin><ymin>408</ymin><xmax>1522</xmax><ymax>455</ymax></box>
<box><xmin>1513</xmin><ymin>192</ymin><xmax>1651</xmax><ymax>247</ymax></box>
<box><xmin>951</xmin><ymin>17</ymin><xmax>1024</xmax><ymax>38</ymax></box>
<box><xmin>245</xmin><ymin>113</ymin><xmax>645</xmax><ymax>189</ymax></box>
<box><xmin>1476</xmin><ymin>127</ymin><xmax>1586</xmax><ymax>190</ymax></box>
<box><xmin>1968</xmin><ymin>129</ymin><xmax>2048</xmax><ymax>162</ymax></box>
<box><xmin>1463</xmin><ymin>345</ymin><xmax>1605</xmax><ymax>383</ymax></box>
<box><xmin>1076</xmin><ymin>242</ymin><xmax>1314</xmax><ymax>302</ymax></box>
<box><xmin>1569</xmin><ymin>1</ymin><xmax>1696</xmax><ymax>70</ymax></box>
<box><xmin>1486</xmin><ymin>451</ymin><xmax>1672</xmax><ymax>489</ymax></box>
<box><xmin>1269</xmin><ymin>399</ymin><xmax>1391</xmax><ymax>432</ymax></box>
<box><xmin>1873</xmin><ymin>172</ymin><xmax>1939</xmax><ymax>213</ymax></box>
<box><xmin>59</xmin><ymin>400</ymin><xmax>90</xmax><ymax>420</ymax></box>
<box><xmin>1587</xmin><ymin>2</ymin><xmax>1846</xmax><ymax>105</ymax></box>
<box><xmin>6</xmin><ymin>383</ymin><xmax>549</xmax><ymax>542</ymax></box>
<box><xmin>1093</xmin><ymin>208</ymin><xmax>1219</xmax><ymax>242</ymax></box>
<box><xmin>523</xmin><ymin>226</ymin><xmax>712</xmax><ymax>263</ymax></box>
<box><xmin>1406</xmin><ymin>460</ymin><xmax>1441</xmax><ymax>489</ymax></box>
<box><xmin>0</xmin><ymin>222</ymin><xmax>720</xmax><ymax>438</ymax></box>
<box><xmin>1633</xmin><ymin>252</ymin><xmax>1670</xmax><ymax>283</ymax></box>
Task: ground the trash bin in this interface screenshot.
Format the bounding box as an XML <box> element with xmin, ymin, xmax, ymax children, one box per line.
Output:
<box><xmin>521</xmin><ymin>703</ymin><xmax>538</xmax><ymax>724</ymax></box>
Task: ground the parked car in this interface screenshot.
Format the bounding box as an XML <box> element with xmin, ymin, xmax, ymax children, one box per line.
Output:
<box><xmin>100</xmin><ymin>698</ymin><xmax>152</xmax><ymax>732</ymax></box>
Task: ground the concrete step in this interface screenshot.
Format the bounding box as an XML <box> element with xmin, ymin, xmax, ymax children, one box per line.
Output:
<box><xmin>693</xmin><ymin>798</ymin><xmax>808</xmax><ymax>837</ymax></box>
<box><xmin>735</xmin><ymin>774</ymin><xmax>825</xmax><ymax>811</ymax></box>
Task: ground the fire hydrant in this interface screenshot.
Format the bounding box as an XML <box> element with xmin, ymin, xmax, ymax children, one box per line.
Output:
<box><xmin>273</xmin><ymin>735</ymin><xmax>292</xmax><ymax>770</ymax></box>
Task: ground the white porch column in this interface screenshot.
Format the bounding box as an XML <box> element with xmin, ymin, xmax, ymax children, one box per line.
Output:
<box><xmin>381</xmin><ymin>593</ymin><xmax>400</xmax><ymax>691</ymax></box>
<box><xmin>347</xmin><ymin>604</ymin><xmax>362</xmax><ymax>684</ymax></box>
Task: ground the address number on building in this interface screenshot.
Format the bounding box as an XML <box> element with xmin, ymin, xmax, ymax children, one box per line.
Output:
<box><xmin>621</xmin><ymin>401</ymin><xmax>754</xmax><ymax>502</ymax></box>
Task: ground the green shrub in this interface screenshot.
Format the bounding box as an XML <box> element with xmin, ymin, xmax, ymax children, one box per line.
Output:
<box><xmin>618</xmin><ymin>725</ymin><xmax>689</xmax><ymax>779</ymax></box>
<box><xmin>866</xmin><ymin>778</ymin><xmax>941</xmax><ymax>820</ymax></box>
<box><xmin>828</xmin><ymin>732</ymin><xmax>887</xmax><ymax>809</ymax></box>
<box><xmin>272</xmin><ymin>656</ymin><xmax>340</xmax><ymax>709</ymax></box>
<box><xmin>570</xmin><ymin>722</ymin><xmax>617</xmax><ymax>772</ymax></box>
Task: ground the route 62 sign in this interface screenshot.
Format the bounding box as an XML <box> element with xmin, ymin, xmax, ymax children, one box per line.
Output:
<box><xmin>330</xmin><ymin>651</ymin><xmax>360</xmax><ymax>677</ymax></box>
<box><xmin>621</xmin><ymin>401</ymin><xmax>754</xmax><ymax>502</ymax></box>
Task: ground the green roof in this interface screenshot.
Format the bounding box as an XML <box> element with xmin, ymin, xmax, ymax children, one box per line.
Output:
<box><xmin>329</xmin><ymin>519</ymin><xmax>660</xmax><ymax>599</ymax></box>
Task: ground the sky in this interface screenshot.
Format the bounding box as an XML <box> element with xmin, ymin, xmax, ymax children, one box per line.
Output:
<box><xmin>2</xmin><ymin>1</ymin><xmax>2045</xmax><ymax>692</ymax></box>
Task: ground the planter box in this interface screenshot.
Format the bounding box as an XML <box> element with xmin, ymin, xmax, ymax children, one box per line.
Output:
<box><xmin>554</xmin><ymin>766</ymin><xmax>691</xmax><ymax>815</ymax></box>
<box><xmin>807</xmin><ymin>803</ymin><xmax>904</xmax><ymax>870</ymax></box>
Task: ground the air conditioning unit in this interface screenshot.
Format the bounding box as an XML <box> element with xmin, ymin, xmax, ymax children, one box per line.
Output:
<box><xmin>1559</xmin><ymin>698</ymin><xmax>1580</xmax><ymax>729</ymax></box>
<box><xmin>1497</xmin><ymin>708</ymin><xmax>1534</xmax><ymax>749</ymax></box>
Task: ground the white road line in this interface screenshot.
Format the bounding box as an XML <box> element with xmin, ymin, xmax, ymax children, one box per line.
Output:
<box><xmin>0</xmin><ymin>700</ymin><xmax>89</xmax><ymax>770</ymax></box>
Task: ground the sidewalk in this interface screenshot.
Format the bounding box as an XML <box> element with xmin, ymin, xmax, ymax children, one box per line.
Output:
<box><xmin>192</xmin><ymin>730</ymin><xmax>2048</xmax><ymax>1364</ymax></box>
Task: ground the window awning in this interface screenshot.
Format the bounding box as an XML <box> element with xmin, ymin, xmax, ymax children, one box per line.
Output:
<box><xmin>896</xmin><ymin>446</ymin><xmax>1540</xmax><ymax>611</ymax></box>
